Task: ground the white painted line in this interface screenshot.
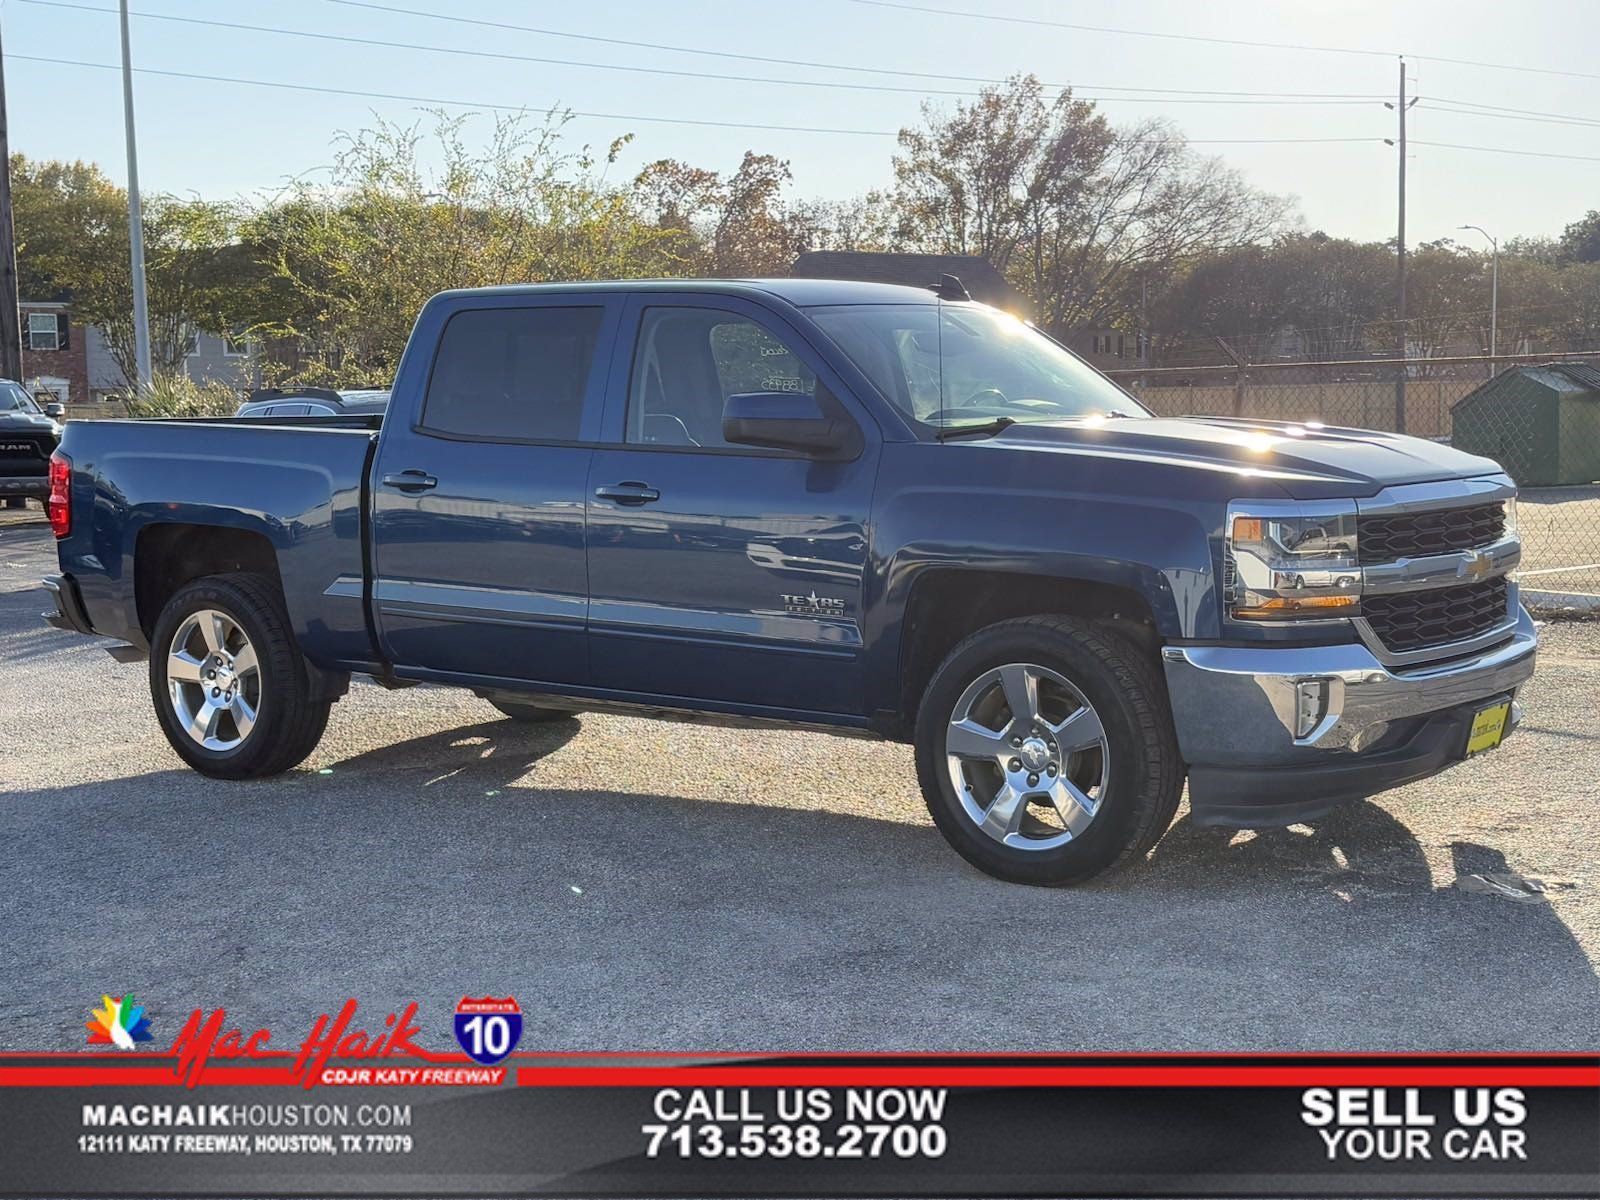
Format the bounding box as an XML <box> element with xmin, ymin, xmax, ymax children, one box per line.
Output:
<box><xmin>1517</xmin><ymin>563</ymin><xmax>1600</xmax><ymax>577</ymax></box>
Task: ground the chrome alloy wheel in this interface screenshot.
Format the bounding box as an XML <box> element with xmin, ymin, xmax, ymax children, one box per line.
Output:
<box><xmin>166</xmin><ymin>608</ymin><xmax>261</xmax><ymax>751</ymax></box>
<box><xmin>944</xmin><ymin>663</ymin><xmax>1110</xmax><ymax>851</ymax></box>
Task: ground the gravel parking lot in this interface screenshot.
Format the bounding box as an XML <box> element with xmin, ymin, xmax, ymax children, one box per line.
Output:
<box><xmin>2</xmin><ymin>506</ymin><xmax>1596</xmax><ymax>1051</ymax></box>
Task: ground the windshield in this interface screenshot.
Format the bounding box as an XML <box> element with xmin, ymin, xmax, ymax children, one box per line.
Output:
<box><xmin>0</xmin><ymin>382</ymin><xmax>40</xmax><ymax>414</ymax></box>
<box><xmin>810</xmin><ymin>303</ymin><xmax>1146</xmax><ymax>433</ymax></box>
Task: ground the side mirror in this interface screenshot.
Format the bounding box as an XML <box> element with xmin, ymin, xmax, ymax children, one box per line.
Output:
<box><xmin>721</xmin><ymin>390</ymin><xmax>860</xmax><ymax>459</ymax></box>
<box><xmin>43</xmin><ymin>403</ymin><xmax>65</xmax><ymax>419</ymax></box>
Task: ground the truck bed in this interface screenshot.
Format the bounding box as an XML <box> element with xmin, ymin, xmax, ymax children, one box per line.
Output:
<box><xmin>54</xmin><ymin>417</ymin><xmax>380</xmax><ymax>668</ymax></box>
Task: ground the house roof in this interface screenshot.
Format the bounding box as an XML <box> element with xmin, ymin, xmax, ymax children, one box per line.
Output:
<box><xmin>1547</xmin><ymin>361</ymin><xmax>1600</xmax><ymax>391</ymax></box>
<box><xmin>790</xmin><ymin>251</ymin><xmax>1029</xmax><ymax>312</ymax></box>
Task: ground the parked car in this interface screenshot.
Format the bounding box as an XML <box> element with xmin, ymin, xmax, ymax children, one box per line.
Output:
<box><xmin>0</xmin><ymin>379</ymin><xmax>63</xmax><ymax>509</ymax></box>
<box><xmin>236</xmin><ymin>387</ymin><xmax>390</xmax><ymax>419</ymax></box>
<box><xmin>42</xmin><ymin>279</ymin><xmax>1536</xmax><ymax>884</ymax></box>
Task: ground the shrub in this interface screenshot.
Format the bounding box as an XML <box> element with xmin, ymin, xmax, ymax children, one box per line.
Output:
<box><xmin>125</xmin><ymin>374</ymin><xmax>242</xmax><ymax>418</ymax></box>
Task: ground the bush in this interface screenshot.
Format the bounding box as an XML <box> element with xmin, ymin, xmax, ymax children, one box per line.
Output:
<box><xmin>125</xmin><ymin>375</ymin><xmax>242</xmax><ymax>418</ymax></box>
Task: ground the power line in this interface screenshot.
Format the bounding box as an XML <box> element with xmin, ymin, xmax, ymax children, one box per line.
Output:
<box><xmin>1410</xmin><ymin>140</ymin><xmax>1600</xmax><ymax>164</ymax></box>
<box><xmin>1420</xmin><ymin>101</ymin><xmax>1600</xmax><ymax>131</ymax></box>
<box><xmin>846</xmin><ymin>0</ymin><xmax>1600</xmax><ymax>83</ymax></box>
<box><xmin>12</xmin><ymin>0</ymin><xmax>1387</xmax><ymax>106</ymax></box>
<box><xmin>314</xmin><ymin>0</ymin><xmax>1388</xmax><ymax>99</ymax></box>
<box><xmin>0</xmin><ymin>54</ymin><xmax>897</xmax><ymax>135</ymax></box>
<box><xmin>3</xmin><ymin>51</ymin><xmax>1394</xmax><ymax>144</ymax></box>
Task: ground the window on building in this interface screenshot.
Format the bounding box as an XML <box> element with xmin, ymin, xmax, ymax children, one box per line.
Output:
<box><xmin>422</xmin><ymin>306</ymin><xmax>603</xmax><ymax>442</ymax></box>
<box><xmin>627</xmin><ymin>308</ymin><xmax>815</xmax><ymax>448</ymax></box>
<box><xmin>27</xmin><ymin>312</ymin><xmax>62</xmax><ymax>351</ymax></box>
<box><xmin>223</xmin><ymin>327</ymin><xmax>249</xmax><ymax>357</ymax></box>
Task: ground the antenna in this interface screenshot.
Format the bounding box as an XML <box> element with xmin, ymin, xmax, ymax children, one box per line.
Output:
<box><xmin>931</xmin><ymin>274</ymin><xmax>971</xmax><ymax>301</ymax></box>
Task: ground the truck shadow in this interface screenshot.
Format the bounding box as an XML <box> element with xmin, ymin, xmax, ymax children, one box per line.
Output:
<box><xmin>2</xmin><ymin>717</ymin><xmax>1594</xmax><ymax>1051</ymax></box>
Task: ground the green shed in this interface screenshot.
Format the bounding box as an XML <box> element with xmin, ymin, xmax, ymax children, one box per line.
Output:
<box><xmin>1451</xmin><ymin>362</ymin><xmax>1600</xmax><ymax>487</ymax></box>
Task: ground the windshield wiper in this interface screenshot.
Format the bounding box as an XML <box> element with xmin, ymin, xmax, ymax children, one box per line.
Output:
<box><xmin>935</xmin><ymin>416</ymin><xmax>1016</xmax><ymax>442</ymax></box>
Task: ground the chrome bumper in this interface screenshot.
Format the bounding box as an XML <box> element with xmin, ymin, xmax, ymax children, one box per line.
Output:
<box><xmin>1162</xmin><ymin>605</ymin><xmax>1538</xmax><ymax>772</ymax></box>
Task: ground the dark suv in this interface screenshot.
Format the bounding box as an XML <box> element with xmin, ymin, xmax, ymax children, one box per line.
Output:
<box><xmin>0</xmin><ymin>380</ymin><xmax>63</xmax><ymax>509</ymax></box>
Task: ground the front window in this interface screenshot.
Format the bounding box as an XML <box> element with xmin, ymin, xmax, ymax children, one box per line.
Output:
<box><xmin>810</xmin><ymin>303</ymin><xmax>1145</xmax><ymax>433</ymax></box>
<box><xmin>0</xmin><ymin>382</ymin><xmax>40</xmax><ymax>413</ymax></box>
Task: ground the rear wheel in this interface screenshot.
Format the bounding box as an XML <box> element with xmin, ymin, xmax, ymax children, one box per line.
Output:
<box><xmin>914</xmin><ymin>615</ymin><xmax>1183</xmax><ymax>886</ymax></box>
<box><xmin>149</xmin><ymin>573</ymin><xmax>331</xmax><ymax>778</ymax></box>
<box><xmin>486</xmin><ymin>698</ymin><xmax>578</xmax><ymax>724</ymax></box>
<box><xmin>4</xmin><ymin>497</ymin><xmax>25</xmax><ymax>509</ymax></box>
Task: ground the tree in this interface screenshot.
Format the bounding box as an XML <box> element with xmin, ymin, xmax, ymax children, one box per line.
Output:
<box><xmin>890</xmin><ymin>75</ymin><xmax>1290</xmax><ymax>332</ymax></box>
<box><xmin>244</xmin><ymin>110</ymin><xmax>680</xmax><ymax>386</ymax></box>
<box><xmin>634</xmin><ymin>151</ymin><xmax>812</xmax><ymax>276</ymax></box>
<box><xmin>1558</xmin><ymin>210</ymin><xmax>1600</xmax><ymax>263</ymax></box>
<box><xmin>11</xmin><ymin>153</ymin><xmax>239</xmax><ymax>382</ymax></box>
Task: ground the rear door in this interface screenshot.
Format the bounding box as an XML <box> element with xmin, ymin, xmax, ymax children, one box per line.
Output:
<box><xmin>585</xmin><ymin>293</ymin><xmax>880</xmax><ymax>716</ymax></box>
<box><xmin>370</xmin><ymin>294</ymin><xmax>621</xmax><ymax>685</ymax></box>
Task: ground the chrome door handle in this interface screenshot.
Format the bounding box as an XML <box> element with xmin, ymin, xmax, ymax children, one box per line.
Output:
<box><xmin>594</xmin><ymin>482</ymin><xmax>660</xmax><ymax>505</ymax></box>
<box><xmin>381</xmin><ymin>470</ymin><xmax>438</xmax><ymax>492</ymax></box>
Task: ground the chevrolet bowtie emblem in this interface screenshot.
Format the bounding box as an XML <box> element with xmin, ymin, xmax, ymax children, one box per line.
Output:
<box><xmin>1459</xmin><ymin>549</ymin><xmax>1495</xmax><ymax>581</ymax></box>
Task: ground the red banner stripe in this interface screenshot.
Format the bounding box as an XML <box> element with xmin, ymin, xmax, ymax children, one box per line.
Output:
<box><xmin>514</xmin><ymin>1065</ymin><xmax>1600</xmax><ymax>1088</ymax></box>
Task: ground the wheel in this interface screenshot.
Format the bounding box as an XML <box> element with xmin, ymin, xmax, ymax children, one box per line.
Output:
<box><xmin>148</xmin><ymin>573</ymin><xmax>331</xmax><ymax>779</ymax></box>
<box><xmin>4</xmin><ymin>497</ymin><xmax>24</xmax><ymax>509</ymax></box>
<box><xmin>914</xmin><ymin>615</ymin><xmax>1183</xmax><ymax>886</ymax></box>
<box><xmin>486</xmin><ymin>698</ymin><xmax>577</xmax><ymax>723</ymax></box>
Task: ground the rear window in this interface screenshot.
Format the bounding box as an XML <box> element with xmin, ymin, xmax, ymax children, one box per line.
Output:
<box><xmin>423</xmin><ymin>306</ymin><xmax>603</xmax><ymax>441</ymax></box>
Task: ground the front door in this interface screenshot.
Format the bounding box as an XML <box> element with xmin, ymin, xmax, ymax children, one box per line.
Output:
<box><xmin>585</xmin><ymin>295</ymin><xmax>879</xmax><ymax>716</ymax></box>
<box><xmin>371</xmin><ymin>296</ymin><xmax>619</xmax><ymax>685</ymax></box>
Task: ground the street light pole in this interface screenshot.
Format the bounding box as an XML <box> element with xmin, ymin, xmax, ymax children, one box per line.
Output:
<box><xmin>119</xmin><ymin>0</ymin><xmax>152</xmax><ymax>389</ymax></box>
<box><xmin>1459</xmin><ymin>223</ymin><xmax>1498</xmax><ymax>372</ymax></box>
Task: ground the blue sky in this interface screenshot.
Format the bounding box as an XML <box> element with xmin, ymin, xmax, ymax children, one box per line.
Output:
<box><xmin>3</xmin><ymin>0</ymin><xmax>1597</xmax><ymax>247</ymax></box>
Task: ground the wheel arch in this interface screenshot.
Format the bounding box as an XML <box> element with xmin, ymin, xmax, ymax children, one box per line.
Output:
<box><xmin>892</xmin><ymin>567</ymin><xmax>1162</xmax><ymax>736</ymax></box>
<box><xmin>134</xmin><ymin>521</ymin><xmax>284</xmax><ymax>641</ymax></box>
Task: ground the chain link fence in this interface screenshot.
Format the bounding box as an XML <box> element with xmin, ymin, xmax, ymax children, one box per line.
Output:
<box><xmin>1105</xmin><ymin>352</ymin><xmax>1600</xmax><ymax>611</ymax></box>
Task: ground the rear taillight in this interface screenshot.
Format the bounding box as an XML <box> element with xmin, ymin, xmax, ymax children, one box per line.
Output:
<box><xmin>47</xmin><ymin>450</ymin><xmax>71</xmax><ymax>538</ymax></box>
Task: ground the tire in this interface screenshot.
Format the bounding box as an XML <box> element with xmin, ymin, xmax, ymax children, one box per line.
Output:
<box><xmin>148</xmin><ymin>572</ymin><xmax>331</xmax><ymax>779</ymax></box>
<box><xmin>914</xmin><ymin>615</ymin><xmax>1183</xmax><ymax>886</ymax></box>
<box><xmin>486</xmin><ymin>698</ymin><xmax>578</xmax><ymax>723</ymax></box>
<box><xmin>4</xmin><ymin>497</ymin><xmax>24</xmax><ymax>509</ymax></box>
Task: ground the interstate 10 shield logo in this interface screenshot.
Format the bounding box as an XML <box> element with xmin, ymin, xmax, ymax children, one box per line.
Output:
<box><xmin>453</xmin><ymin>997</ymin><xmax>522</xmax><ymax>1065</ymax></box>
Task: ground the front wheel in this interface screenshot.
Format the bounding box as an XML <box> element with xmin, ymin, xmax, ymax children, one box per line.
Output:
<box><xmin>149</xmin><ymin>573</ymin><xmax>331</xmax><ymax>779</ymax></box>
<box><xmin>914</xmin><ymin>615</ymin><xmax>1183</xmax><ymax>886</ymax></box>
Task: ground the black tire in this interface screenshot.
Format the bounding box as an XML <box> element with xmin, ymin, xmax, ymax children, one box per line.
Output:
<box><xmin>914</xmin><ymin>615</ymin><xmax>1183</xmax><ymax>886</ymax></box>
<box><xmin>4</xmin><ymin>496</ymin><xmax>25</xmax><ymax>509</ymax></box>
<box><xmin>486</xmin><ymin>698</ymin><xmax>578</xmax><ymax>723</ymax></box>
<box><xmin>148</xmin><ymin>572</ymin><xmax>331</xmax><ymax>779</ymax></box>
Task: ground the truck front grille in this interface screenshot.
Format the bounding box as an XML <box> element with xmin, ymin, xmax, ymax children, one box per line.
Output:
<box><xmin>1357</xmin><ymin>501</ymin><xmax>1505</xmax><ymax>564</ymax></box>
<box><xmin>1362</xmin><ymin>578</ymin><xmax>1510</xmax><ymax>653</ymax></box>
<box><xmin>0</xmin><ymin>433</ymin><xmax>50</xmax><ymax>469</ymax></box>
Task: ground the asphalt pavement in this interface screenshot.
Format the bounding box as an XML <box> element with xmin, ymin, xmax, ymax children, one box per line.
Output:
<box><xmin>2</xmin><ymin>507</ymin><xmax>1597</xmax><ymax>1052</ymax></box>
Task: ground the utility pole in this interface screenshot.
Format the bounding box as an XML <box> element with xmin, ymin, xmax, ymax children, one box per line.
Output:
<box><xmin>119</xmin><ymin>0</ymin><xmax>152</xmax><ymax>388</ymax></box>
<box><xmin>1395</xmin><ymin>60</ymin><xmax>1408</xmax><ymax>438</ymax></box>
<box><xmin>0</xmin><ymin>17</ymin><xmax>23</xmax><ymax>384</ymax></box>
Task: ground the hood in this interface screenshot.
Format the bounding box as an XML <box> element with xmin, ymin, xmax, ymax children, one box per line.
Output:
<box><xmin>986</xmin><ymin>416</ymin><xmax>1504</xmax><ymax>497</ymax></box>
<box><xmin>0</xmin><ymin>410</ymin><xmax>61</xmax><ymax>438</ymax></box>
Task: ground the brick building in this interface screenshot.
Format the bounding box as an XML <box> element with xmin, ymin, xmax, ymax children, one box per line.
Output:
<box><xmin>18</xmin><ymin>299</ymin><xmax>89</xmax><ymax>406</ymax></box>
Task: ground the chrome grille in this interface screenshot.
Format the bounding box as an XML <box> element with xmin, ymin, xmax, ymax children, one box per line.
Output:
<box><xmin>1358</xmin><ymin>501</ymin><xmax>1505</xmax><ymax>564</ymax></box>
<box><xmin>1362</xmin><ymin>578</ymin><xmax>1510</xmax><ymax>653</ymax></box>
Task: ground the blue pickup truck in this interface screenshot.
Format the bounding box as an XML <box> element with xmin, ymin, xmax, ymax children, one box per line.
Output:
<box><xmin>43</xmin><ymin>279</ymin><xmax>1537</xmax><ymax>884</ymax></box>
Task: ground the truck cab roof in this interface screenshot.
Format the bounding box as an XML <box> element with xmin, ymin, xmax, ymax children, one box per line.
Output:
<box><xmin>429</xmin><ymin>277</ymin><xmax>945</xmax><ymax>309</ymax></box>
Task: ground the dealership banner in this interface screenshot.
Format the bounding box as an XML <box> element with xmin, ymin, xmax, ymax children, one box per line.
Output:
<box><xmin>1</xmin><ymin>999</ymin><xmax>1595</xmax><ymax>1196</ymax></box>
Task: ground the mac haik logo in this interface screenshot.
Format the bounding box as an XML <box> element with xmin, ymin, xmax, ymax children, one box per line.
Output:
<box><xmin>87</xmin><ymin>994</ymin><xmax>155</xmax><ymax>1049</ymax></box>
<box><xmin>453</xmin><ymin>996</ymin><xmax>523</xmax><ymax>1065</ymax></box>
<box><xmin>169</xmin><ymin>999</ymin><xmax>425</xmax><ymax>1088</ymax></box>
<box><xmin>782</xmin><ymin>591</ymin><xmax>847</xmax><ymax>616</ymax></box>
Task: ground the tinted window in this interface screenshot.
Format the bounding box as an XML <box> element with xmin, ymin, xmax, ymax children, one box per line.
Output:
<box><xmin>628</xmin><ymin>308</ymin><xmax>815</xmax><ymax>448</ymax></box>
<box><xmin>424</xmin><ymin>306</ymin><xmax>603</xmax><ymax>441</ymax></box>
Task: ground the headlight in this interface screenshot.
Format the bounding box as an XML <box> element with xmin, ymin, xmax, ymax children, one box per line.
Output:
<box><xmin>1226</xmin><ymin>503</ymin><xmax>1361</xmax><ymax>622</ymax></box>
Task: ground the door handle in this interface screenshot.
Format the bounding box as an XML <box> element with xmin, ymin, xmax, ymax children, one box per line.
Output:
<box><xmin>594</xmin><ymin>482</ymin><xmax>660</xmax><ymax>505</ymax></box>
<box><xmin>381</xmin><ymin>470</ymin><xmax>438</xmax><ymax>492</ymax></box>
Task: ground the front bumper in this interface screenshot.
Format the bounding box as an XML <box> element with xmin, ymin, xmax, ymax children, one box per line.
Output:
<box><xmin>1162</xmin><ymin>605</ymin><xmax>1538</xmax><ymax>826</ymax></box>
<box><xmin>0</xmin><ymin>475</ymin><xmax>48</xmax><ymax>498</ymax></box>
